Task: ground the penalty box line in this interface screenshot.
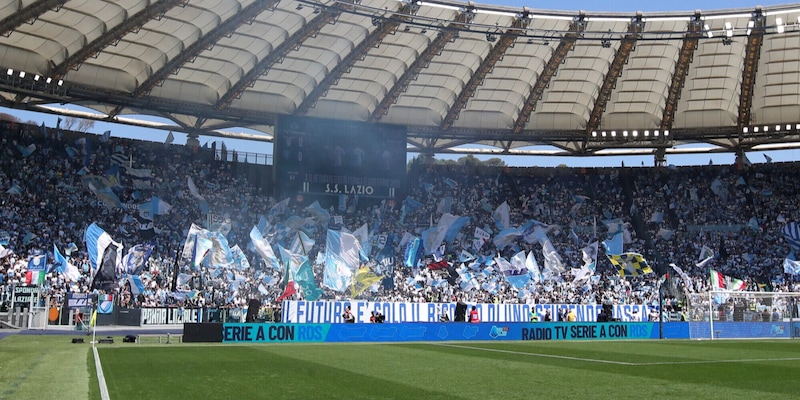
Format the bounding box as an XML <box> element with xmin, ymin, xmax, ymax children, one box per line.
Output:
<box><xmin>431</xmin><ymin>343</ymin><xmax>800</xmax><ymax>366</ymax></box>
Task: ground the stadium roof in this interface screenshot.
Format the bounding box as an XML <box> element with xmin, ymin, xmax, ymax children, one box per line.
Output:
<box><xmin>1</xmin><ymin>0</ymin><xmax>800</xmax><ymax>162</ymax></box>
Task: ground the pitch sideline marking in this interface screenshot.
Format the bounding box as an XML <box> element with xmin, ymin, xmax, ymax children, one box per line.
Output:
<box><xmin>433</xmin><ymin>343</ymin><xmax>800</xmax><ymax>366</ymax></box>
<box><xmin>93</xmin><ymin>346</ymin><xmax>111</xmax><ymax>400</ymax></box>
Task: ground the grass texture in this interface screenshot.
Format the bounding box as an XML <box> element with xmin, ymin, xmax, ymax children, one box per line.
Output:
<box><xmin>2</xmin><ymin>335</ymin><xmax>800</xmax><ymax>400</ymax></box>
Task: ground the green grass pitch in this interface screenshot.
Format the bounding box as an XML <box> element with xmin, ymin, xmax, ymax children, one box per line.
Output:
<box><xmin>2</xmin><ymin>335</ymin><xmax>799</xmax><ymax>399</ymax></box>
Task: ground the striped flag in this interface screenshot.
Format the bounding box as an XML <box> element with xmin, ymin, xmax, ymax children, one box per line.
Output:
<box><xmin>710</xmin><ymin>269</ymin><xmax>746</xmax><ymax>291</ymax></box>
<box><xmin>25</xmin><ymin>255</ymin><xmax>46</xmax><ymax>285</ymax></box>
<box><xmin>782</xmin><ymin>222</ymin><xmax>800</xmax><ymax>252</ymax></box>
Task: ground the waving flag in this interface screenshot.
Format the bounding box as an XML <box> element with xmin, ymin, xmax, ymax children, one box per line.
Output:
<box><xmin>526</xmin><ymin>251</ymin><xmax>542</xmax><ymax>283</ymax></box>
<box><xmin>710</xmin><ymin>269</ymin><xmax>746</xmax><ymax>291</ymax></box>
<box><xmin>351</xmin><ymin>267</ymin><xmax>383</xmax><ymax>297</ymax></box>
<box><xmin>783</xmin><ymin>252</ymin><xmax>800</xmax><ymax>276</ymax></box>
<box><xmin>403</xmin><ymin>237</ymin><xmax>422</xmax><ymax>268</ymax></box>
<box><xmin>85</xmin><ymin>224</ymin><xmax>122</xmax><ymax>291</ymax></box>
<box><xmin>581</xmin><ymin>241</ymin><xmax>599</xmax><ymax>272</ymax></box>
<box><xmin>782</xmin><ymin>222</ymin><xmax>800</xmax><ymax>252</ymax></box>
<box><xmin>122</xmin><ymin>243</ymin><xmax>154</xmax><ymax>275</ymax></box>
<box><xmin>323</xmin><ymin>230</ymin><xmax>360</xmax><ymax>291</ymax></box>
<box><xmin>497</xmin><ymin>251</ymin><xmax>531</xmax><ymax>289</ymax></box>
<box><xmin>493</xmin><ymin>201</ymin><xmax>510</xmax><ymax>230</ymax></box>
<box><xmin>53</xmin><ymin>244</ymin><xmax>81</xmax><ymax>281</ymax></box>
<box><xmin>602</xmin><ymin>232</ymin><xmax>623</xmax><ymax>255</ymax></box>
<box><xmin>250</xmin><ymin>226</ymin><xmax>281</xmax><ymax>271</ymax></box>
<box><xmin>84</xmin><ymin>223</ymin><xmax>122</xmax><ymax>271</ymax></box>
<box><xmin>473</xmin><ymin>227</ymin><xmax>491</xmax><ymax>251</ymax></box>
<box><xmin>25</xmin><ymin>255</ymin><xmax>47</xmax><ymax>285</ymax></box>
<box><xmin>541</xmin><ymin>238</ymin><xmax>565</xmax><ymax>277</ymax></box>
<box><xmin>608</xmin><ymin>253</ymin><xmax>653</xmax><ymax>277</ymax></box>
<box><xmin>696</xmin><ymin>245</ymin><xmax>715</xmax><ymax>268</ymax></box>
<box><xmin>669</xmin><ymin>263</ymin><xmax>694</xmax><ymax>292</ymax></box>
<box><xmin>305</xmin><ymin>201</ymin><xmax>331</xmax><ymax>225</ymax></box>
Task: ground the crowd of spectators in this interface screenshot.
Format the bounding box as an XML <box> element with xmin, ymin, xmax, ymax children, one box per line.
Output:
<box><xmin>0</xmin><ymin>119</ymin><xmax>799</xmax><ymax>318</ymax></box>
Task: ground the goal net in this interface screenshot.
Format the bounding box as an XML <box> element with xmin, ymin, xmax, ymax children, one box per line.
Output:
<box><xmin>685</xmin><ymin>291</ymin><xmax>800</xmax><ymax>339</ymax></box>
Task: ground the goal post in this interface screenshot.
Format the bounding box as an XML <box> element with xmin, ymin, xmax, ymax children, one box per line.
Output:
<box><xmin>685</xmin><ymin>291</ymin><xmax>800</xmax><ymax>340</ymax></box>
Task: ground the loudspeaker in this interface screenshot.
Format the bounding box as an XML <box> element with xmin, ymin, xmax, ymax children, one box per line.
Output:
<box><xmin>455</xmin><ymin>302</ymin><xmax>467</xmax><ymax>322</ymax></box>
<box><xmin>246</xmin><ymin>299</ymin><xmax>262</xmax><ymax>322</ymax></box>
<box><xmin>71</xmin><ymin>338</ymin><xmax>84</xmax><ymax>344</ymax></box>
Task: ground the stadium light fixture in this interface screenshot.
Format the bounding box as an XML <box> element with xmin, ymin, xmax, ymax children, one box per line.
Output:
<box><xmin>6</xmin><ymin>68</ymin><xmax>12</xmax><ymax>75</ymax></box>
<box><xmin>57</xmin><ymin>79</ymin><xmax>63</xmax><ymax>86</ymax></box>
<box><xmin>746</xmin><ymin>20</ymin><xmax>754</xmax><ymax>35</ymax></box>
<box><xmin>611</xmin><ymin>130</ymin><xmax>616</xmax><ymax>137</ymax></box>
<box><xmin>763</xmin><ymin>125</ymin><xmax>769</xmax><ymax>132</ymax></box>
<box><xmin>46</xmin><ymin>77</ymin><xmax>52</xmax><ymax>84</ymax></box>
<box><xmin>704</xmin><ymin>24</ymin><xmax>713</xmax><ymax>37</ymax></box>
<box><xmin>786</xmin><ymin>124</ymin><xmax>791</xmax><ymax>130</ymax></box>
<box><xmin>795</xmin><ymin>123</ymin><xmax>800</xmax><ymax>130</ymax></box>
<box><xmin>654</xmin><ymin>130</ymin><xmax>660</xmax><ymax>137</ymax></box>
<box><xmin>622</xmin><ymin>130</ymin><xmax>628</xmax><ymax>137</ymax></box>
<box><xmin>601</xmin><ymin>131</ymin><xmax>607</xmax><ymax>137</ymax></box>
<box><xmin>776</xmin><ymin>125</ymin><xmax>781</xmax><ymax>131</ymax></box>
<box><xmin>743</xmin><ymin>126</ymin><xmax>748</xmax><ymax>133</ymax></box>
<box><xmin>754</xmin><ymin>126</ymin><xmax>759</xmax><ymax>133</ymax></box>
<box><xmin>644</xmin><ymin>130</ymin><xmax>649</xmax><ymax>137</ymax></box>
<box><xmin>724</xmin><ymin>22</ymin><xmax>733</xmax><ymax>37</ymax></box>
<box><xmin>776</xmin><ymin>17</ymin><xmax>785</xmax><ymax>33</ymax></box>
<box><xmin>664</xmin><ymin>130</ymin><xmax>669</xmax><ymax>137</ymax></box>
<box><xmin>592</xmin><ymin>131</ymin><xmax>597</xmax><ymax>137</ymax></box>
<box><xmin>632</xmin><ymin>130</ymin><xmax>638</xmax><ymax>137</ymax></box>
<box><xmin>18</xmin><ymin>71</ymin><xmax>24</xmax><ymax>78</ymax></box>
<box><xmin>33</xmin><ymin>74</ymin><xmax>39</xmax><ymax>81</ymax></box>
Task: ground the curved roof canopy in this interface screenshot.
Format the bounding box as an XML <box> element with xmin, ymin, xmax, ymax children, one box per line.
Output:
<box><xmin>1</xmin><ymin>0</ymin><xmax>800</xmax><ymax>160</ymax></box>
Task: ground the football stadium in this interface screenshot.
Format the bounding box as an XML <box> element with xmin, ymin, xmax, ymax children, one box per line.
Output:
<box><xmin>1</xmin><ymin>0</ymin><xmax>800</xmax><ymax>398</ymax></box>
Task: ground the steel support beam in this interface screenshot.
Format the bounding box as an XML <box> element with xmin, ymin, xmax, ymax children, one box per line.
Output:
<box><xmin>215</xmin><ymin>1</ymin><xmax>355</xmax><ymax>110</ymax></box>
<box><xmin>661</xmin><ymin>16</ymin><xmax>702</xmax><ymax>132</ymax></box>
<box><xmin>737</xmin><ymin>12</ymin><xmax>765</xmax><ymax>130</ymax></box>
<box><xmin>585</xmin><ymin>20</ymin><xmax>643</xmax><ymax>134</ymax></box>
<box><xmin>48</xmin><ymin>0</ymin><xmax>187</xmax><ymax>80</ymax></box>
<box><xmin>296</xmin><ymin>4</ymin><xmax>413</xmax><ymax>115</ymax></box>
<box><xmin>369</xmin><ymin>10</ymin><xmax>474</xmax><ymax>123</ymax></box>
<box><xmin>133</xmin><ymin>0</ymin><xmax>280</xmax><ymax>98</ymax></box>
<box><xmin>0</xmin><ymin>0</ymin><xmax>66</xmax><ymax>37</ymax></box>
<box><xmin>440</xmin><ymin>16</ymin><xmax>529</xmax><ymax>131</ymax></box>
<box><xmin>512</xmin><ymin>18</ymin><xmax>585</xmax><ymax>135</ymax></box>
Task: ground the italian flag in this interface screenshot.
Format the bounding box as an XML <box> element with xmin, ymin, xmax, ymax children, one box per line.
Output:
<box><xmin>25</xmin><ymin>270</ymin><xmax>45</xmax><ymax>285</ymax></box>
<box><xmin>710</xmin><ymin>269</ymin><xmax>746</xmax><ymax>291</ymax></box>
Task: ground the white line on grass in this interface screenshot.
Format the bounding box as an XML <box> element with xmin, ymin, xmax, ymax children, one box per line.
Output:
<box><xmin>433</xmin><ymin>343</ymin><xmax>800</xmax><ymax>367</ymax></box>
<box><xmin>93</xmin><ymin>346</ymin><xmax>111</xmax><ymax>400</ymax></box>
<box><xmin>636</xmin><ymin>357</ymin><xmax>800</xmax><ymax>366</ymax></box>
<box><xmin>433</xmin><ymin>343</ymin><xmax>637</xmax><ymax>365</ymax></box>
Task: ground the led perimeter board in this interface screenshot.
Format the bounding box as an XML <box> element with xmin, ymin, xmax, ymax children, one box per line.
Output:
<box><xmin>274</xmin><ymin>116</ymin><xmax>407</xmax><ymax>199</ymax></box>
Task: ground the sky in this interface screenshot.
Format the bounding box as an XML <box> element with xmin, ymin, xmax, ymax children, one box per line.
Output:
<box><xmin>2</xmin><ymin>0</ymin><xmax>797</xmax><ymax>168</ymax></box>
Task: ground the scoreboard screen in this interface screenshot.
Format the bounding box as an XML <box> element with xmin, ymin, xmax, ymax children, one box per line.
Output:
<box><xmin>274</xmin><ymin>115</ymin><xmax>407</xmax><ymax>199</ymax></box>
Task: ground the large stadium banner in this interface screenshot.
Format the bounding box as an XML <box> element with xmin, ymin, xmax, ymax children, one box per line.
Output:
<box><xmin>280</xmin><ymin>300</ymin><xmax>651</xmax><ymax>324</ymax></box>
<box><xmin>216</xmin><ymin>322</ymin><xmax>659</xmax><ymax>343</ymax></box>
<box><xmin>274</xmin><ymin>115</ymin><xmax>407</xmax><ymax>199</ymax></box>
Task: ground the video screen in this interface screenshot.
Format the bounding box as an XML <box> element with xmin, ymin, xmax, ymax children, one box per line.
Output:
<box><xmin>274</xmin><ymin>116</ymin><xmax>407</xmax><ymax>199</ymax></box>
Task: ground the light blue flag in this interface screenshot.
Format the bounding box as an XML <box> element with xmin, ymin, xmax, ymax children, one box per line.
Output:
<box><xmin>290</xmin><ymin>230</ymin><xmax>315</xmax><ymax>256</ymax></box>
<box><xmin>602</xmin><ymin>232</ymin><xmax>623</xmax><ymax>255</ymax></box>
<box><xmin>16</xmin><ymin>143</ymin><xmax>36</xmax><ymax>157</ymax></box>
<box><xmin>783</xmin><ymin>222</ymin><xmax>800</xmax><ymax>252</ymax></box>
<box><xmin>493</xmin><ymin>227</ymin><xmax>522</xmax><ymax>249</ymax></box>
<box><xmin>404</xmin><ymin>237</ymin><xmax>421</xmax><ymax>268</ymax></box>
<box><xmin>128</xmin><ymin>275</ymin><xmax>146</xmax><ymax>296</ymax></box>
<box><xmin>305</xmin><ymin>201</ymin><xmax>331</xmax><ymax>225</ymax></box>
<box><xmin>52</xmin><ymin>244</ymin><xmax>77</xmax><ymax>280</ymax></box>
<box><xmin>250</xmin><ymin>226</ymin><xmax>281</xmax><ymax>271</ymax></box>
<box><xmin>323</xmin><ymin>230</ymin><xmax>360</xmax><ymax>291</ymax></box>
